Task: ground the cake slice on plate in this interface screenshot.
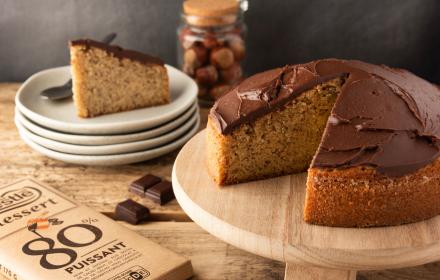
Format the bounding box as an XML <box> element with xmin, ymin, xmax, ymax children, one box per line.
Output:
<box><xmin>69</xmin><ymin>39</ymin><xmax>169</xmax><ymax>118</ymax></box>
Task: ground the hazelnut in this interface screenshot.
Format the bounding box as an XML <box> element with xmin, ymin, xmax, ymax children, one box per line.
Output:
<box><xmin>210</xmin><ymin>47</ymin><xmax>235</xmax><ymax>70</ymax></box>
<box><xmin>183</xmin><ymin>45</ymin><xmax>208</xmax><ymax>68</ymax></box>
<box><xmin>182</xmin><ymin>63</ymin><xmax>195</xmax><ymax>77</ymax></box>
<box><xmin>209</xmin><ymin>84</ymin><xmax>232</xmax><ymax>100</ymax></box>
<box><xmin>220</xmin><ymin>63</ymin><xmax>242</xmax><ymax>84</ymax></box>
<box><xmin>228</xmin><ymin>38</ymin><xmax>245</xmax><ymax>61</ymax></box>
<box><xmin>203</xmin><ymin>33</ymin><xmax>220</xmax><ymax>49</ymax></box>
<box><xmin>195</xmin><ymin>65</ymin><xmax>218</xmax><ymax>85</ymax></box>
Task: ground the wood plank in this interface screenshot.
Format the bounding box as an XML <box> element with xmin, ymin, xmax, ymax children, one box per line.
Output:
<box><xmin>284</xmin><ymin>264</ymin><xmax>356</xmax><ymax>280</ymax></box>
<box><xmin>0</xmin><ymin>83</ymin><xmax>208</xmax><ymax>218</ymax></box>
<box><xmin>125</xmin><ymin>222</ymin><xmax>285</xmax><ymax>280</ymax></box>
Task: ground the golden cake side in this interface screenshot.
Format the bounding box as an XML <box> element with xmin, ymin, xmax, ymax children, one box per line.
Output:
<box><xmin>206</xmin><ymin>78</ymin><xmax>342</xmax><ymax>185</ymax></box>
<box><xmin>70</xmin><ymin>41</ymin><xmax>169</xmax><ymax>118</ymax></box>
<box><xmin>304</xmin><ymin>160</ymin><xmax>440</xmax><ymax>227</ymax></box>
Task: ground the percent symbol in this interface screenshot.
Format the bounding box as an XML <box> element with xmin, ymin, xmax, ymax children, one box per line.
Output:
<box><xmin>81</xmin><ymin>217</ymin><xmax>98</xmax><ymax>224</ymax></box>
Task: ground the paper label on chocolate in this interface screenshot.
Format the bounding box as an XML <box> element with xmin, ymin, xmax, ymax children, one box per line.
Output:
<box><xmin>0</xmin><ymin>179</ymin><xmax>193</xmax><ymax>280</ymax></box>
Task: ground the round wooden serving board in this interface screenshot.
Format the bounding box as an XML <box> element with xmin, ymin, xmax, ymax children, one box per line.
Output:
<box><xmin>172</xmin><ymin>130</ymin><xmax>440</xmax><ymax>280</ymax></box>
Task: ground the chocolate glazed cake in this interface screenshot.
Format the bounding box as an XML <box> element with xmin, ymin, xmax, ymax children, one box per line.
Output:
<box><xmin>206</xmin><ymin>58</ymin><xmax>440</xmax><ymax>227</ymax></box>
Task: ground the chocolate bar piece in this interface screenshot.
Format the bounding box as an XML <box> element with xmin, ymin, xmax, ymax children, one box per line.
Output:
<box><xmin>129</xmin><ymin>174</ymin><xmax>162</xmax><ymax>197</ymax></box>
<box><xmin>145</xmin><ymin>180</ymin><xmax>175</xmax><ymax>205</ymax></box>
<box><xmin>115</xmin><ymin>199</ymin><xmax>150</xmax><ymax>224</ymax></box>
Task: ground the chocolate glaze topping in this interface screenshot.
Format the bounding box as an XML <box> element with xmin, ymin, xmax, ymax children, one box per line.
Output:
<box><xmin>70</xmin><ymin>39</ymin><xmax>164</xmax><ymax>66</ymax></box>
<box><xmin>210</xmin><ymin>59</ymin><xmax>440</xmax><ymax>177</ymax></box>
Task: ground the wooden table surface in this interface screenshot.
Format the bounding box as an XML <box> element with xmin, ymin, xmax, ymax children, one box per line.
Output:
<box><xmin>1</xmin><ymin>83</ymin><xmax>439</xmax><ymax>280</ymax></box>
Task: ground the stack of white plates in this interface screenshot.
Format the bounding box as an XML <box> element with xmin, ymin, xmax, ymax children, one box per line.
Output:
<box><xmin>15</xmin><ymin>65</ymin><xmax>200</xmax><ymax>165</ymax></box>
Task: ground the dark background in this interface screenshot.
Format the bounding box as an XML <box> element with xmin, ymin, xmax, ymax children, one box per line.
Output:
<box><xmin>1</xmin><ymin>0</ymin><xmax>439</xmax><ymax>82</ymax></box>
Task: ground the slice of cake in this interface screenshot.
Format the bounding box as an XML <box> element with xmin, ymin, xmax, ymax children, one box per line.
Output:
<box><xmin>70</xmin><ymin>39</ymin><xmax>169</xmax><ymax>118</ymax></box>
<box><xmin>206</xmin><ymin>59</ymin><xmax>440</xmax><ymax>227</ymax></box>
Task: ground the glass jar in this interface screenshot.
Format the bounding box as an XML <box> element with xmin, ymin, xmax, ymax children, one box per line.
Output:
<box><xmin>177</xmin><ymin>0</ymin><xmax>248</xmax><ymax>106</ymax></box>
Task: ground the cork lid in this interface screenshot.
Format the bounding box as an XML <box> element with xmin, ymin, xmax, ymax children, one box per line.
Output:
<box><xmin>183</xmin><ymin>0</ymin><xmax>239</xmax><ymax>27</ymax></box>
<box><xmin>184</xmin><ymin>0</ymin><xmax>239</xmax><ymax>17</ymax></box>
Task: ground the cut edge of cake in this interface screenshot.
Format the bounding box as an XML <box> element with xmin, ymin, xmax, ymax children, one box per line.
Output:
<box><xmin>206</xmin><ymin>77</ymin><xmax>343</xmax><ymax>185</ymax></box>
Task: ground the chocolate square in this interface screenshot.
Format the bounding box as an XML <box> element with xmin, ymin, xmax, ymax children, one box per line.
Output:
<box><xmin>129</xmin><ymin>174</ymin><xmax>162</xmax><ymax>197</ymax></box>
<box><xmin>115</xmin><ymin>199</ymin><xmax>150</xmax><ymax>225</ymax></box>
<box><xmin>145</xmin><ymin>180</ymin><xmax>175</xmax><ymax>205</ymax></box>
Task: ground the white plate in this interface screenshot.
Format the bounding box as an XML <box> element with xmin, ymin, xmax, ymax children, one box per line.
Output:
<box><xmin>15</xmin><ymin>65</ymin><xmax>198</xmax><ymax>135</ymax></box>
<box><xmin>17</xmin><ymin>117</ymin><xmax>200</xmax><ymax>165</ymax></box>
<box><xmin>15</xmin><ymin>102</ymin><xmax>198</xmax><ymax>146</ymax></box>
<box><xmin>16</xmin><ymin>113</ymin><xmax>199</xmax><ymax>155</ymax></box>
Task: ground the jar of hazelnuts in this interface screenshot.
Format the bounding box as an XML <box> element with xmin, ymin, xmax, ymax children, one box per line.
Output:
<box><xmin>178</xmin><ymin>0</ymin><xmax>247</xmax><ymax>105</ymax></box>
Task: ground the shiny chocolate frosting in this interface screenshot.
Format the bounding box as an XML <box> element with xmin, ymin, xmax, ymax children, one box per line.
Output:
<box><xmin>70</xmin><ymin>39</ymin><xmax>164</xmax><ymax>66</ymax></box>
<box><xmin>210</xmin><ymin>59</ymin><xmax>440</xmax><ymax>177</ymax></box>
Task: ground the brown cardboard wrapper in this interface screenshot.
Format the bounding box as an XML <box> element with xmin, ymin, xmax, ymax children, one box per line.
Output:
<box><xmin>0</xmin><ymin>179</ymin><xmax>193</xmax><ymax>280</ymax></box>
